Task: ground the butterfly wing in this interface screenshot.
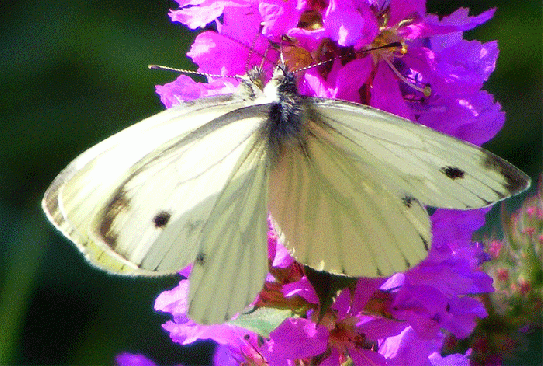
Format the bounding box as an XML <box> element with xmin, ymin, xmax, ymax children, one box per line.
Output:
<box><xmin>43</xmin><ymin>95</ymin><xmax>269</xmax><ymax>275</ymax></box>
<box><xmin>43</xmin><ymin>95</ymin><xmax>274</xmax><ymax>323</ymax></box>
<box><xmin>307</xmin><ymin>99</ymin><xmax>530</xmax><ymax>209</ymax></box>
<box><xmin>269</xmin><ymin>98</ymin><xmax>530</xmax><ymax>278</ymax></box>
<box><xmin>269</xmin><ymin>122</ymin><xmax>430</xmax><ymax>277</ymax></box>
<box><xmin>187</xmin><ymin>139</ymin><xmax>270</xmax><ymax>323</ymax></box>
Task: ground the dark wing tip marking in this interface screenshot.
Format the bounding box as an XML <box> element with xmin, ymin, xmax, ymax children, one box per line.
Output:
<box><xmin>440</xmin><ymin>166</ymin><xmax>465</xmax><ymax>180</ymax></box>
<box><xmin>420</xmin><ymin>235</ymin><xmax>429</xmax><ymax>251</ymax></box>
<box><xmin>483</xmin><ymin>153</ymin><xmax>531</xmax><ymax>195</ymax></box>
<box><xmin>153</xmin><ymin>211</ymin><xmax>171</xmax><ymax>228</ymax></box>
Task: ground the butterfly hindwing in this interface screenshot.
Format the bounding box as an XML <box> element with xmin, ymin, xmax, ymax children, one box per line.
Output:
<box><xmin>188</xmin><ymin>130</ymin><xmax>270</xmax><ymax>323</ymax></box>
<box><xmin>269</xmin><ymin>118</ymin><xmax>431</xmax><ymax>278</ymax></box>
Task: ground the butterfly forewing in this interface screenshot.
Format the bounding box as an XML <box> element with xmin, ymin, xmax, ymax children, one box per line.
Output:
<box><xmin>308</xmin><ymin>99</ymin><xmax>531</xmax><ymax>209</ymax></box>
<box><xmin>42</xmin><ymin>95</ymin><xmax>269</xmax><ymax>275</ymax></box>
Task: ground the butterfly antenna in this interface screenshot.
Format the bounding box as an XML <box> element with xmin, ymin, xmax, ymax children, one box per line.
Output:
<box><xmin>245</xmin><ymin>32</ymin><xmax>259</xmax><ymax>73</ymax></box>
<box><xmin>290</xmin><ymin>41</ymin><xmax>430</xmax><ymax>97</ymax></box>
<box><xmin>294</xmin><ymin>42</ymin><xmax>404</xmax><ymax>74</ymax></box>
<box><xmin>291</xmin><ymin>58</ymin><xmax>330</xmax><ymax>74</ymax></box>
<box><xmin>258</xmin><ymin>43</ymin><xmax>272</xmax><ymax>71</ymax></box>
<box><xmin>148</xmin><ymin>65</ymin><xmax>245</xmax><ymax>81</ymax></box>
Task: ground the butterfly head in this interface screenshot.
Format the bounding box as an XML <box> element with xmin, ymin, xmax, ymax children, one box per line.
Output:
<box><xmin>258</xmin><ymin>63</ymin><xmax>298</xmax><ymax>103</ymax></box>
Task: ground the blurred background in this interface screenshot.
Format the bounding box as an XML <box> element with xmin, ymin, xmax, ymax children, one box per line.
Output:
<box><xmin>0</xmin><ymin>0</ymin><xmax>540</xmax><ymax>365</ymax></box>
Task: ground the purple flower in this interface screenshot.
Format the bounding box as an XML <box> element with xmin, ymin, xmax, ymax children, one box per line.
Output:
<box><xmin>151</xmin><ymin>0</ymin><xmax>506</xmax><ymax>364</ymax></box>
<box><xmin>115</xmin><ymin>353</ymin><xmax>186</xmax><ymax>366</ymax></box>
<box><xmin>261</xmin><ymin>286</ymin><xmax>390</xmax><ymax>366</ymax></box>
<box><xmin>116</xmin><ymin>353</ymin><xmax>157</xmax><ymax>366</ymax></box>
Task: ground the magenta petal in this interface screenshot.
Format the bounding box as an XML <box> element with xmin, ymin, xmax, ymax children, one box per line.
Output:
<box><xmin>155</xmin><ymin>75</ymin><xmax>238</xmax><ymax>107</ymax></box>
<box><xmin>437</xmin><ymin>7</ymin><xmax>496</xmax><ymax>32</ymax></box>
<box><xmin>162</xmin><ymin>320</ymin><xmax>254</xmax><ymax>348</ymax></box>
<box><xmin>221</xmin><ymin>3</ymin><xmax>262</xmax><ymax>44</ymax></box>
<box><xmin>431</xmin><ymin>209</ymin><xmax>489</xmax><ymax>250</ymax></box>
<box><xmin>451</xmin><ymin>91</ymin><xmax>505</xmax><ymax>145</ymax></box>
<box><xmin>351</xmin><ymin>277</ymin><xmax>385</xmax><ymax>315</ymax></box>
<box><xmin>334</xmin><ymin>58</ymin><xmax>373</xmax><ymax>103</ymax></box>
<box><xmin>115</xmin><ymin>353</ymin><xmax>157</xmax><ymax>366</ymax></box>
<box><xmin>212</xmin><ymin>345</ymin><xmax>239</xmax><ymax>366</ymax></box>
<box><xmin>324</xmin><ymin>0</ymin><xmax>366</xmax><ymax>46</ymax></box>
<box><xmin>379</xmin><ymin>326</ymin><xmax>443</xmax><ymax>364</ymax></box>
<box><xmin>259</xmin><ymin>0</ymin><xmax>301</xmax><ymax>39</ymax></box>
<box><xmin>331</xmin><ymin>288</ymin><xmax>351</xmax><ymax>317</ymax></box>
<box><xmin>406</xmin><ymin>259</ymin><xmax>493</xmax><ymax>297</ymax></box>
<box><xmin>391</xmin><ymin>285</ymin><xmax>446</xmax><ymax>338</ymax></box>
<box><xmin>169</xmin><ymin>1</ymin><xmax>226</xmax><ymax>29</ymax></box>
<box><xmin>418</xmin><ymin>91</ymin><xmax>505</xmax><ymax>145</ymax></box>
<box><xmin>388</xmin><ymin>0</ymin><xmax>425</xmax><ymax>27</ymax></box>
<box><xmin>370</xmin><ymin>62</ymin><xmax>414</xmax><ymax>120</ymax></box>
<box><xmin>271</xmin><ymin>241</ymin><xmax>295</xmax><ymax>268</ymax></box>
<box><xmin>319</xmin><ymin>348</ymin><xmax>341</xmax><ymax>366</ymax></box>
<box><xmin>357</xmin><ymin>317</ymin><xmax>407</xmax><ymax>340</ymax></box>
<box><xmin>350</xmin><ymin>348</ymin><xmax>388</xmax><ymax>366</ymax></box>
<box><xmin>282</xmin><ymin>276</ymin><xmax>319</xmax><ymax>304</ymax></box>
<box><xmin>437</xmin><ymin>40</ymin><xmax>499</xmax><ymax>90</ymax></box>
<box><xmin>286</xmin><ymin>27</ymin><xmax>326</xmax><ymax>52</ymax></box>
<box><xmin>155</xmin><ymin>75</ymin><xmax>203</xmax><ymax>107</ymax></box>
<box><xmin>299</xmin><ymin>67</ymin><xmax>335</xmax><ymax>98</ymax></box>
<box><xmin>429</xmin><ymin>349</ymin><xmax>471</xmax><ymax>366</ymax></box>
<box><xmin>154</xmin><ymin>280</ymin><xmax>189</xmax><ymax>317</ymax></box>
<box><xmin>352</xmin><ymin>2</ymin><xmax>379</xmax><ymax>48</ymax></box>
<box><xmin>442</xmin><ymin>296</ymin><xmax>487</xmax><ymax>338</ymax></box>
<box><xmin>413</xmin><ymin>8</ymin><xmax>495</xmax><ymax>40</ymax></box>
<box><xmin>187</xmin><ymin>31</ymin><xmax>248</xmax><ymax>76</ymax></box>
<box><xmin>267</xmin><ymin>318</ymin><xmax>329</xmax><ymax>360</ymax></box>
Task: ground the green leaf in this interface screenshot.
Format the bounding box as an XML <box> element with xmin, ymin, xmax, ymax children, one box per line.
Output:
<box><xmin>228</xmin><ymin>307</ymin><xmax>293</xmax><ymax>337</ymax></box>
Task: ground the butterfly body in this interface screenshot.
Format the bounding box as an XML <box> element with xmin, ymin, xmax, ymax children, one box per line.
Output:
<box><xmin>43</xmin><ymin>65</ymin><xmax>530</xmax><ymax>324</ymax></box>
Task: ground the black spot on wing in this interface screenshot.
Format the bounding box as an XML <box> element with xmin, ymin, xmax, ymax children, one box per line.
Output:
<box><xmin>440</xmin><ymin>166</ymin><xmax>465</xmax><ymax>180</ymax></box>
<box><xmin>153</xmin><ymin>211</ymin><xmax>171</xmax><ymax>228</ymax></box>
<box><xmin>482</xmin><ymin>153</ymin><xmax>531</xmax><ymax>195</ymax></box>
<box><xmin>99</xmin><ymin>190</ymin><xmax>131</xmax><ymax>249</ymax></box>
<box><xmin>195</xmin><ymin>252</ymin><xmax>206</xmax><ymax>266</ymax></box>
<box><xmin>401</xmin><ymin>195</ymin><xmax>416</xmax><ymax>208</ymax></box>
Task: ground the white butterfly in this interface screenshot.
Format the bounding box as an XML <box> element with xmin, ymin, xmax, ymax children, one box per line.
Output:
<box><xmin>42</xmin><ymin>64</ymin><xmax>530</xmax><ymax>324</ymax></box>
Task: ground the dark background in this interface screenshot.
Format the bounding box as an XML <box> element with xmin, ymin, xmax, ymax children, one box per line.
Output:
<box><xmin>0</xmin><ymin>0</ymin><xmax>540</xmax><ymax>365</ymax></box>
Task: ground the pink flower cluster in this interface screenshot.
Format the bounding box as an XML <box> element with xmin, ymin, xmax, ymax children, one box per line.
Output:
<box><xmin>122</xmin><ymin>0</ymin><xmax>507</xmax><ymax>365</ymax></box>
